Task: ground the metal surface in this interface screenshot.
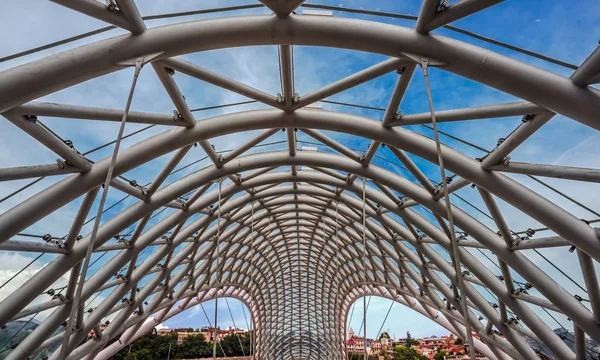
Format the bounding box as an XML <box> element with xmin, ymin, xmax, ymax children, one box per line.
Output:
<box><xmin>0</xmin><ymin>1</ymin><xmax>599</xmax><ymax>360</ymax></box>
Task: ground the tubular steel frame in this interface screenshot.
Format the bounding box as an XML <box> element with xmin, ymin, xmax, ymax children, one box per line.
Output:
<box><xmin>1</xmin><ymin>1</ymin><xmax>600</xmax><ymax>359</ymax></box>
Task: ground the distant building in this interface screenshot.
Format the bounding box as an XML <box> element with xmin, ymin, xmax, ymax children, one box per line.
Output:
<box><xmin>346</xmin><ymin>328</ymin><xmax>392</xmax><ymax>356</ymax></box>
<box><xmin>157</xmin><ymin>326</ymin><xmax>247</xmax><ymax>344</ymax></box>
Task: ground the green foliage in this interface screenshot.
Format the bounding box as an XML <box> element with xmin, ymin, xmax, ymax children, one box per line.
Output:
<box><xmin>405</xmin><ymin>339</ymin><xmax>419</xmax><ymax>348</ymax></box>
<box><xmin>434</xmin><ymin>349</ymin><xmax>449</xmax><ymax>360</ymax></box>
<box><xmin>111</xmin><ymin>330</ymin><xmax>252</xmax><ymax>360</ymax></box>
<box><xmin>404</xmin><ymin>331</ymin><xmax>419</xmax><ymax>348</ymax></box>
<box><xmin>392</xmin><ymin>345</ymin><xmax>428</xmax><ymax>360</ymax></box>
<box><xmin>454</xmin><ymin>338</ymin><xmax>463</xmax><ymax>345</ymax></box>
<box><xmin>179</xmin><ymin>334</ymin><xmax>212</xmax><ymax>358</ymax></box>
<box><xmin>379</xmin><ymin>332</ymin><xmax>391</xmax><ymax>340</ymax></box>
<box><xmin>124</xmin><ymin>349</ymin><xmax>153</xmax><ymax>360</ymax></box>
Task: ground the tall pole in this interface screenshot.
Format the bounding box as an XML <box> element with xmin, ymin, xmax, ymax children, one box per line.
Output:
<box><xmin>362</xmin><ymin>178</ymin><xmax>367</xmax><ymax>360</ymax></box>
<box><xmin>167</xmin><ymin>342</ymin><xmax>172</xmax><ymax>360</ymax></box>
<box><xmin>213</xmin><ymin>179</ymin><xmax>223</xmax><ymax>360</ymax></box>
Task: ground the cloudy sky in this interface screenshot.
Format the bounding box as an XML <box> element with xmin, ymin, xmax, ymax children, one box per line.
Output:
<box><xmin>1</xmin><ymin>0</ymin><xmax>600</xmax><ymax>346</ymax></box>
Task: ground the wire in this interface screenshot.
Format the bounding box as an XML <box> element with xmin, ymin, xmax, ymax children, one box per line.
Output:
<box><xmin>300</xmin><ymin>4</ymin><xmax>578</xmax><ymax>70</ymax></box>
<box><xmin>421</xmin><ymin>58</ymin><xmax>476</xmax><ymax>358</ymax></box>
<box><xmin>224</xmin><ymin>298</ymin><xmax>246</xmax><ymax>356</ymax></box>
<box><xmin>374</xmin><ymin>300</ymin><xmax>394</xmax><ymax>341</ymax></box>
<box><xmin>0</xmin><ymin>4</ymin><xmax>577</xmax><ymax>71</ymax></box>
<box><xmin>199</xmin><ymin>303</ymin><xmax>228</xmax><ymax>358</ymax></box>
<box><xmin>361</xmin><ymin>177</ymin><xmax>368</xmax><ymax>360</ymax></box>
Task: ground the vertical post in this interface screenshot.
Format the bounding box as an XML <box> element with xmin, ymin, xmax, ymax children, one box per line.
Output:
<box><xmin>362</xmin><ymin>178</ymin><xmax>367</xmax><ymax>360</ymax></box>
<box><xmin>575</xmin><ymin>326</ymin><xmax>585</xmax><ymax>360</ymax></box>
<box><xmin>213</xmin><ymin>179</ymin><xmax>223</xmax><ymax>360</ymax></box>
<box><xmin>250</xmin><ymin>201</ymin><xmax>255</xmax><ymax>359</ymax></box>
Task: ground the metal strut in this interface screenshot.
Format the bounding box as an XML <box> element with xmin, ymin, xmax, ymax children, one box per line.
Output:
<box><xmin>250</xmin><ymin>200</ymin><xmax>255</xmax><ymax>359</ymax></box>
<box><xmin>335</xmin><ymin>201</ymin><xmax>342</xmax><ymax>359</ymax></box>
<box><xmin>58</xmin><ymin>58</ymin><xmax>144</xmax><ymax>360</ymax></box>
<box><xmin>421</xmin><ymin>57</ymin><xmax>477</xmax><ymax>359</ymax></box>
<box><xmin>213</xmin><ymin>178</ymin><xmax>223</xmax><ymax>360</ymax></box>
<box><xmin>224</xmin><ymin>298</ymin><xmax>246</xmax><ymax>356</ymax></box>
<box><xmin>361</xmin><ymin>177</ymin><xmax>368</xmax><ymax>360</ymax></box>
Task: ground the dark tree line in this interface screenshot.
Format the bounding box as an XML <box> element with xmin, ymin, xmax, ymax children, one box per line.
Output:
<box><xmin>110</xmin><ymin>331</ymin><xmax>252</xmax><ymax>360</ymax></box>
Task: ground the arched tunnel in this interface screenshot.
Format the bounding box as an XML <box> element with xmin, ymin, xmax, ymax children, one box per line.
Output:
<box><xmin>1</xmin><ymin>1</ymin><xmax>600</xmax><ymax>359</ymax></box>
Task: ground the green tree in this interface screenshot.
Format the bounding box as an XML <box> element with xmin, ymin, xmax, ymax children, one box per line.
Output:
<box><xmin>454</xmin><ymin>337</ymin><xmax>463</xmax><ymax>345</ymax></box>
<box><xmin>405</xmin><ymin>331</ymin><xmax>419</xmax><ymax>348</ymax></box>
<box><xmin>124</xmin><ymin>349</ymin><xmax>153</xmax><ymax>360</ymax></box>
<box><xmin>393</xmin><ymin>345</ymin><xmax>428</xmax><ymax>360</ymax></box>
<box><xmin>434</xmin><ymin>349</ymin><xmax>449</xmax><ymax>360</ymax></box>
<box><xmin>179</xmin><ymin>333</ymin><xmax>211</xmax><ymax>358</ymax></box>
<box><xmin>379</xmin><ymin>332</ymin><xmax>391</xmax><ymax>340</ymax></box>
<box><xmin>220</xmin><ymin>333</ymin><xmax>249</xmax><ymax>356</ymax></box>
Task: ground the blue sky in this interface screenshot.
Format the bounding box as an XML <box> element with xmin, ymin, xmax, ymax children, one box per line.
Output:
<box><xmin>1</xmin><ymin>0</ymin><xmax>600</xmax><ymax>344</ymax></box>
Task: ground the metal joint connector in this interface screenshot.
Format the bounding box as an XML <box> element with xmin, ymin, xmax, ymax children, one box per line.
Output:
<box><xmin>501</xmin><ymin>155</ymin><xmax>511</xmax><ymax>166</ymax></box>
<box><xmin>106</xmin><ymin>0</ymin><xmax>119</xmax><ymax>12</ymax></box>
<box><xmin>292</xmin><ymin>93</ymin><xmax>300</xmax><ymax>104</ymax></box>
<box><xmin>276</xmin><ymin>93</ymin><xmax>284</xmax><ymax>104</ymax></box>
<box><xmin>56</xmin><ymin>158</ymin><xmax>67</xmax><ymax>169</ymax></box>
<box><xmin>173</xmin><ymin>110</ymin><xmax>183</xmax><ymax>121</ymax></box>
<box><xmin>521</xmin><ymin>114</ymin><xmax>534</xmax><ymax>123</ymax></box>
<box><xmin>393</xmin><ymin>110</ymin><xmax>403</xmax><ymax>120</ymax></box>
<box><xmin>438</xmin><ymin>0</ymin><xmax>451</xmax><ymax>11</ymax></box>
<box><xmin>511</xmin><ymin>236</ymin><xmax>520</xmax><ymax>246</ymax></box>
<box><xmin>53</xmin><ymin>293</ymin><xmax>67</xmax><ymax>302</ymax></box>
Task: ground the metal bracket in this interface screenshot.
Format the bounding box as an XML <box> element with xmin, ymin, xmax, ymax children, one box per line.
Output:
<box><xmin>400</xmin><ymin>53</ymin><xmax>446</xmax><ymax>67</ymax></box>
<box><xmin>116</xmin><ymin>52</ymin><xmax>164</xmax><ymax>68</ymax></box>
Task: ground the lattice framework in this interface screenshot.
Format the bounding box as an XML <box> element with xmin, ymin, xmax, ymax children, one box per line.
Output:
<box><xmin>1</xmin><ymin>1</ymin><xmax>600</xmax><ymax>360</ymax></box>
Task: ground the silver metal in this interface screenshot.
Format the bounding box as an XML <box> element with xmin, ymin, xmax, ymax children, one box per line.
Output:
<box><xmin>0</xmin><ymin>4</ymin><xmax>599</xmax><ymax>360</ymax></box>
<box><xmin>489</xmin><ymin>161</ymin><xmax>600</xmax><ymax>183</ymax></box>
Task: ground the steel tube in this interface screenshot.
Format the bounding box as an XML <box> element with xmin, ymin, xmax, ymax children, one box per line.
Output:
<box><xmin>0</xmin><ymin>239</ymin><xmax>67</xmax><ymax>254</ymax></box>
<box><xmin>415</xmin><ymin>0</ymin><xmax>440</xmax><ymax>34</ymax></box>
<box><xmin>424</xmin><ymin>0</ymin><xmax>504</xmax><ymax>32</ymax></box>
<box><xmin>279</xmin><ymin>45</ymin><xmax>294</xmax><ymax>108</ymax></box>
<box><xmin>163</xmin><ymin>57</ymin><xmax>282</xmax><ymax>109</ymax></box>
<box><xmin>381</xmin><ymin>63</ymin><xmax>416</xmax><ymax>127</ymax></box>
<box><xmin>489</xmin><ymin>161</ymin><xmax>600</xmax><ymax>183</ymax></box>
<box><xmin>145</xmin><ymin>145</ymin><xmax>192</xmax><ymax>196</ymax></box>
<box><xmin>577</xmin><ymin>249</ymin><xmax>600</xmax><ymax>322</ymax></box>
<box><xmin>388</xmin><ymin>146</ymin><xmax>437</xmax><ymax>193</ymax></box>
<box><xmin>301</xmin><ymin>128</ymin><xmax>361</xmax><ymax>162</ymax></box>
<box><xmin>478</xmin><ymin>188</ymin><xmax>515</xmax><ymax>248</ymax></box>
<box><xmin>3</xmin><ymin>113</ymin><xmax>91</xmax><ymax>172</ymax></box>
<box><xmin>389</xmin><ymin>101</ymin><xmax>545</xmax><ymax>126</ymax></box>
<box><xmin>2</xmin><ymin>105</ymin><xmax>596</xmax><ymax>358</ymax></box>
<box><xmin>114</xmin><ymin>0</ymin><xmax>146</xmax><ymax>34</ymax></box>
<box><xmin>0</xmin><ymin>163</ymin><xmax>79</xmax><ymax>181</ymax></box>
<box><xmin>13</xmin><ymin>102</ymin><xmax>180</xmax><ymax>126</ymax></box>
<box><xmin>575</xmin><ymin>326</ymin><xmax>586</xmax><ymax>360</ymax></box>
<box><xmin>482</xmin><ymin>112</ymin><xmax>555</xmax><ymax>168</ymax></box>
<box><xmin>294</xmin><ymin>57</ymin><xmax>407</xmax><ymax>110</ymax></box>
<box><xmin>221</xmin><ymin>129</ymin><xmax>279</xmax><ymax>165</ymax></box>
<box><xmin>49</xmin><ymin>0</ymin><xmax>137</xmax><ymax>33</ymax></box>
<box><xmin>1</xmin><ymin>16</ymin><xmax>600</xmax><ymax>130</ymax></box>
<box><xmin>571</xmin><ymin>46</ymin><xmax>600</xmax><ymax>87</ymax></box>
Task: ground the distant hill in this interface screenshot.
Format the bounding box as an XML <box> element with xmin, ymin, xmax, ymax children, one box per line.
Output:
<box><xmin>0</xmin><ymin>319</ymin><xmax>41</xmax><ymax>360</ymax></box>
